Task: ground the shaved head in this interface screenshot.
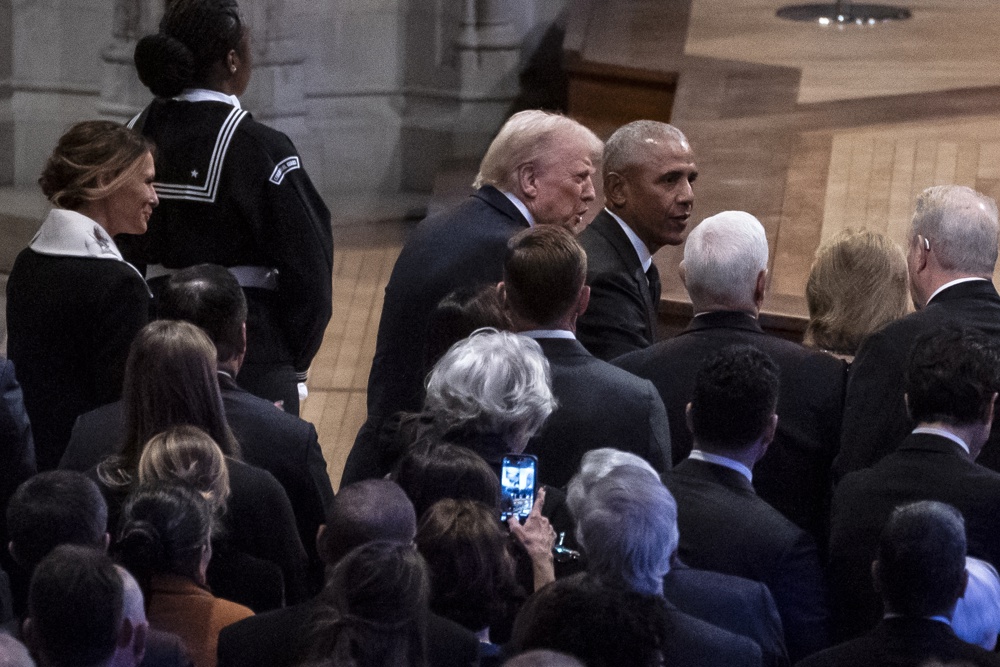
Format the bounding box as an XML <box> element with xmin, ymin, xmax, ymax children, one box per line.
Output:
<box><xmin>320</xmin><ymin>479</ymin><xmax>417</xmax><ymax>565</ymax></box>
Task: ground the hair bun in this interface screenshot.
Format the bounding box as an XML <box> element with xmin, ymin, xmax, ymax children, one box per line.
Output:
<box><xmin>134</xmin><ymin>34</ymin><xmax>194</xmax><ymax>98</ymax></box>
<box><xmin>118</xmin><ymin>520</ymin><xmax>167</xmax><ymax>569</ymax></box>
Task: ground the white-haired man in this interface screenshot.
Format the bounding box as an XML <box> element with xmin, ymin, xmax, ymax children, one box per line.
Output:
<box><xmin>614</xmin><ymin>211</ymin><xmax>845</xmax><ymax>551</ymax></box>
<box><xmin>343</xmin><ymin>110</ymin><xmax>602</xmax><ymax>485</ymax></box>
<box><xmin>836</xmin><ymin>185</ymin><xmax>1000</xmax><ymax>478</ymax></box>
<box><xmin>566</xmin><ymin>448</ymin><xmax>788</xmax><ymax>667</ymax></box>
<box><xmin>576</xmin><ymin>120</ymin><xmax>698</xmax><ymax>360</ymax></box>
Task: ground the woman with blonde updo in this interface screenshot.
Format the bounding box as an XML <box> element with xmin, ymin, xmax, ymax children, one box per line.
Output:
<box><xmin>804</xmin><ymin>229</ymin><xmax>910</xmax><ymax>361</ymax></box>
<box><xmin>7</xmin><ymin>120</ymin><xmax>157</xmax><ymax>470</ymax></box>
<box><xmin>139</xmin><ymin>424</ymin><xmax>231</xmax><ymax>516</ymax></box>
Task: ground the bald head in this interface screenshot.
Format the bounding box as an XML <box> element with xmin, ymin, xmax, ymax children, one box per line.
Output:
<box><xmin>0</xmin><ymin>634</ymin><xmax>35</xmax><ymax>667</ymax></box>
<box><xmin>504</xmin><ymin>650</ymin><xmax>585</xmax><ymax>667</ymax></box>
<box><xmin>319</xmin><ymin>479</ymin><xmax>417</xmax><ymax>565</ymax></box>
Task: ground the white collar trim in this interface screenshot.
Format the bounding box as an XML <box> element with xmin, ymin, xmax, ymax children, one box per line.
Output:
<box><xmin>911</xmin><ymin>426</ymin><xmax>970</xmax><ymax>455</ymax></box>
<box><xmin>176</xmin><ymin>88</ymin><xmax>242</xmax><ymax>109</ymax></box>
<box><xmin>521</xmin><ymin>329</ymin><xmax>576</xmax><ymax>340</ymax></box>
<box><xmin>29</xmin><ymin>209</ymin><xmax>146</xmax><ymax>282</ymax></box>
<box><xmin>502</xmin><ymin>191</ymin><xmax>535</xmax><ymax>227</ymax></box>
<box><xmin>689</xmin><ymin>449</ymin><xmax>754</xmax><ymax>483</ymax></box>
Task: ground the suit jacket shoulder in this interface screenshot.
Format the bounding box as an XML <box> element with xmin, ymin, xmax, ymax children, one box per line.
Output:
<box><xmin>525</xmin><ymin>337</ymin><xmax>671</xmax><ymax>487</ymax></box>
<box><xmin>838</xmin><ymin>280</ymin><xmax>1000</xmax><ymax>478</ymax></box>
<box><xmin>576</xmin><ymin>211</ymin><xmax>657</xmax><ymax>360</ymax></box>
<box><xmin>665</xmin><ymin>564</ymin><xmax>788</xmax><ymax>667</ymax></box>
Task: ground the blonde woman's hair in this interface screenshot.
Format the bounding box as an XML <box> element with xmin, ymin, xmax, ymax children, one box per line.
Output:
<box><xmin>138</xmin><ymin>425</ymin><xmax>230</xmax><ymax>516</ymax></box>
<box><xmin>39</xmin><ymin>120</ymin><xmax>154</xmax><ymax>210</ymax></box>
<box><xmin>805</xmin><ymin>229</ymin><xmax>910</xmax><ymax>356</ymax></box>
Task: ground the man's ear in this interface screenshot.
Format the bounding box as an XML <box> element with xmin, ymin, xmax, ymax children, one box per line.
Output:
<box><xmin>497</xmin><ymin>281</ymin><xmax>508</xmax><ymax>306</ymax></box>
<box><xmin>576</xmin><ymin>285</ymin><xmax>591</xmax><ymax>318</ymax></box>
<box><xmin>102</xmin><ymin>532</ymin><xmax>111</xmax><ymax>553</ymax></box>
<box><xmin>753</xmin><ymin>269</ymin><xmax>768</xmax><ymax>306</ymax></box>
<box><xmin>517</xmin><ymin>162</ymin><xmax>538</xmax><ymax>200</ymax></box>
<box><xmin>685</xmin><ymin>402</ymin><xmax>695</xmax><ymax>436</ymax></box>
<box><xmin>604</xmin><ymin>172</ymin><xmax>626</xmax><ymax>208</ymax></box>
<box><xmin>678</xmin><ymin>261</ymin><xmax>687</xmax><ymax>289</ymax></box>
<box><xmin>871</xmin><ymin>560</ymin><xmax>882</xmax><ymax>594</ymax></box>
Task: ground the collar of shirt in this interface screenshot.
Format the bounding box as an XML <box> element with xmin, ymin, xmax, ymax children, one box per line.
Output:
<box><xmin>176</xmin><ymin>88</ymin><xmax>242</xmax><ymax>109</ymax></box>
<box><xmin>606</xmin><ymin>208</ymin><xmax>653</xmax><ymax>273</ymax></box>
<box><xmin>520</xmin><ymin>329</ymin><xmax>576</xmax><ymax>340</ymax></box>
<box><xmin>503</xmin><ymin>191</ymin><xmax>535</xmax><ymax>227</ymax></box>
<box><xmin>688</xmin><ymin>449</ymin><xmax>753</xmax><ymax>483</ymax></box>
<box><xmin>927</xmin><ymin>277</ymin><xmax>989</xmax><ymax>305</ymax></box>
<box><xmin>883</xmin><ymin>612</ymin><xmax>951</xmax><ymax>626</ymax></box>
<box><xmin>911</xmin><ymin>426</ymin><xmax>970</xmax><ymax>455</ymax></box>
<box><xmin>217</xmin><ymin>370</ymin><xmax>235</xmax><ymax>381</ymax></box>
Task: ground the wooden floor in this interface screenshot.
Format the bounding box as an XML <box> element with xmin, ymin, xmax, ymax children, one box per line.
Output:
<box><xmin>301</xmin><ymin>223</ymin><xmax>409</xmax><ymax>491</ymax></box>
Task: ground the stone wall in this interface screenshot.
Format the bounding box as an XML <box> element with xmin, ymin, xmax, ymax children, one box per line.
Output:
<box><xmin>1</xmin><ymin>0</ymin><xmax>569</xmax><ymax>203</ymax></box>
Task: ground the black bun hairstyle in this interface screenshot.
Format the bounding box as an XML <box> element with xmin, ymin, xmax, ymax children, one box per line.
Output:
<box><xmin>133</xmin><ymin>0</ymin><xmax>243</xmax><ymax>99</ymax></box>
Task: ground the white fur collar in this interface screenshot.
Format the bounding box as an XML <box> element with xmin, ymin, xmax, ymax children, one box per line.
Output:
<box><xmin>29</xmin><ymin>209</ymin><xmax>146</xmax><ymax>284</ymax></box>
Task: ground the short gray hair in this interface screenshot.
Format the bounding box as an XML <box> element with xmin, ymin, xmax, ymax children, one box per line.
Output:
<box><xmin>424</xmin><ymin>329</ymin><xmax>557</xmax><ymax>448</ymax></box>
<box><xmin>473</xmin><ymin>110</ymin><xmax>602</xmax><ymax>191</ymax></box>
<box><xmin>0</xmin><ymin>633</ymin><xmax>35</xmax><ymax>667</ymax></box>
<box><xmin>577</xmin><ymin>466</ymin><xmax>678</xmax><ymax>595</ymax></box>
<box><xmin>566</xmin><ymin>448</ymin><xmax>658</xmax><ymax>520</ymax></box>
<box><xmin>911</xmin><ymin>186</ymin><xmax>999</xmax><ymax>275</ymax></box>
<box><xmin>683</xmin><ymin>210</ymin><xmax>769</xmax><ymax>310</ymax></box>
<box><xmin>603</xmin><ymin>120</ymin><xmax>688</xmax><ymax>180</ymax></box>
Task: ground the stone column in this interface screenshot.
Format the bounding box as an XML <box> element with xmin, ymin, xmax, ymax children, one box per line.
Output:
<box><xmin>239</xmin><ymin>0</ymin><xmax>308</xmax><ymax>143</ymax></box>
<box><xmin>10</xmin><ymin>0</ymin><xmax>112</xmax><ymax>186</ymax></box>
<box><xmin>97</xmin><ymin>0</ymin><xmax>163</xmax><ymax>123</ymax></box>
<box><xmin>451</xmin><ymin>0</ymin><xmax>523</xmax><ymax>159</ymax></box>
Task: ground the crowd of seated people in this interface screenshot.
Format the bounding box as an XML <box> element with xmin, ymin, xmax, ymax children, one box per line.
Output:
<box><xmin>7</xmin><ymin>60</ymin><xmax>1000</xmax><ymax>667</ymax></box>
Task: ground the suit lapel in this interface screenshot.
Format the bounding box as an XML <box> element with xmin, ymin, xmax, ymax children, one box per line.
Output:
<box><xmin>592</xmin><ymin>211</ymin><xmax>657</xmax><ymax>335</ymax></box>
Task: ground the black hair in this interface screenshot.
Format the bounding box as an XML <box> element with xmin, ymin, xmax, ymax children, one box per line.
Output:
<box><xmin>28</xmin><ymin>545</ymin><xmax>124</xmax><ymax>667</ymax></box>
<box><xmin>876</xmin><ymin>501</ymin><xmax>967</xmax><ymax>617</ymax></box>
<box><xmin>134</xmin><ymin>0</ymin><xmax>244</xmax><ymax>98</ymax></box>
<box><xmin>114</xmin><ymin>482</ymin><xmax>214</xmax><ymax>598</ymax></box>
<box><xmin>905</xmin><ymin>326</ymin><xmax>1000</xmax><ymax>426</ymax></box>
<box><xmin>509</xmin><ymin>575</ymin><xmax>669</xmax><ymax>667</ymax></box>
<box><xmin>7</xmin><ymin>471</ymin><xmax>108</xmax><ymax>570</ymax></box>
<box><xmin>690</xmin><ymin>344</ymin><xmax>780</xmax><ymax>448</ymax></box>
<box><xmin>424</xmin><ymin>284</ymin><xmax>512</xmax><ymax>373</ymax></box>
<box><xmin>158</xmin><ymin>263</ymin><xmax>248</xmax><ymax>363</ymax></box>
<box><xmin>302</xmin><ymin>541</ymin><xmax>430</xmax><ymax>667</ymax></box>
<box><xmin>392</xmin><ymin>438</ymin><xmax>501</xmax><ymax>519</ymax></box>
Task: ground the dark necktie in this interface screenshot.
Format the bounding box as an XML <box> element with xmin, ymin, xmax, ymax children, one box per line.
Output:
<box><xmin>646</xmin><ymin>262</ymin><xmax>661</xmax><ymax>307</ymax></box>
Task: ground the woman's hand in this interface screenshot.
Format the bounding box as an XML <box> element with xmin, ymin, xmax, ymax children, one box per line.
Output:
<box><xmin>508</xmin><ymin>487</ymin><xmax>557</xmax><ymax>591</ymax></box>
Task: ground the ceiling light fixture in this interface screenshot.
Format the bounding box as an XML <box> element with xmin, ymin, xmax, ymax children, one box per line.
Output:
<box><xmin>777</xmin><ymin>2</ymin><xmax>911</xmax><ymax>26</ymax></box>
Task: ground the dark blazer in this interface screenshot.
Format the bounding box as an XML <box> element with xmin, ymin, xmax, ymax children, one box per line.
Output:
<box><xmin>828</xmin><ymin>433</ymin><xmax>1000</xmax><ymax>641</ymax></box>
<box><xmin>6</xmin><ymin>250</ymin><xmax>150</xmax><ymax>469</ymax></box>
<box><xmin>795</xmin><ymin>617</ymin><xmax>1000</xmax><ymax>667</ymax></box>
<box><xmin>666</xmin><ymin>458</ymin><xmax>830</xmax><ymax>663</ymax></box>
<box><xmin>665</xmin><ymin>562</ymin><xmax>789</xmax><ymax>667</ymax></box>
<box><xmin>216</xmin><ymin>599</ymin><xmax>480</xmax><ymax>667</ymax></box>
<box><xmin>836</xmin><ymin>280</ymin><xmax>1000</xmax><ymax>478</ymax></box>
<box><xmin>510</xmin><ymin>572</ymin><xmax>762</xmax><ymax>667</ymax></box>
<box><xmin>343</xmin><ymin>185</ymin><xmax>530</xmax><ymax>485</ymax></box>
<box><xmin>59</xmin><ymin>373</ymin><xmax>333</xmax><ymax>584</ymax></box>
<box><xmin>524</xmin><ymin>336</ymin><xmax>671</xmax><ymax>488</ymax></box>
<box><xmin>576</xmin><ymin>210</ymin><xmax>658</xmax><ymax>361</ymax></box>
<box><xmin>0</xmin><ymin>359</ymin><xmax>36</xmax><ymax>579</ymax></box>
<box><xmin>615</xmin><ymin>310</ymin><xmax>847</xmax><ymax>546</ymax></box>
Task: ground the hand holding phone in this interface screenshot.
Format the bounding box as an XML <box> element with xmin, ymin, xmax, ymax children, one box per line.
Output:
<box><xmin>500</xmin><ymin>454</ymin><xmax>537</xmax><ymax>521</ymax></box>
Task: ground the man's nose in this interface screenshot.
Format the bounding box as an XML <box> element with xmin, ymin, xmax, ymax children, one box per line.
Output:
<box><xmin>582</xmin><ymin>176</ymin><xmax>596</xmax><ymax>202</ymax></box>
